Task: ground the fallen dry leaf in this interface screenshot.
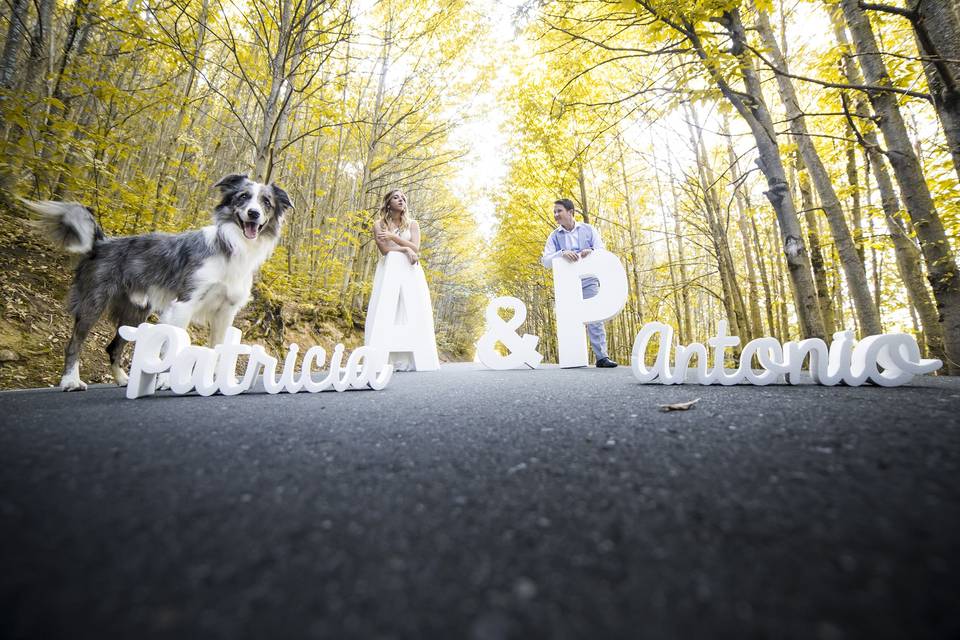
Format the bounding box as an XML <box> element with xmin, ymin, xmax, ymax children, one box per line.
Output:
<box><xmin>658</xmin><ymin>398</ymin><xmax>700</xmax><ymax>412</ymax></box>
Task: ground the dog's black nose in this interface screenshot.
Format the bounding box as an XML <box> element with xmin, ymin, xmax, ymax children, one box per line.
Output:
<box><xmin>247</xmin><ymin>209</ymin><xmax>261</xmax><ymax>220</ymax></box>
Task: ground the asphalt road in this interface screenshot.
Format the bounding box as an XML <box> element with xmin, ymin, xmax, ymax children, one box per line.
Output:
<box><xmin>2</xmin><ymin>364</ymin><xmax>959</xmax><ymax>639</ymax></box>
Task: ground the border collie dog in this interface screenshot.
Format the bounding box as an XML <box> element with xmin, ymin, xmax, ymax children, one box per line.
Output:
<box><xmin>25</xmin><ymin>174</ymin><xmax>292</xmax><ymax>391</ymax></box>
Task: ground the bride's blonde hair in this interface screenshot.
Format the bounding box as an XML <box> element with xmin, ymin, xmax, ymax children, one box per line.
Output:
<box><xmin>378</xmin><ymin>189</ymin><xmax>410</xmax><ymax>233</ymax></box>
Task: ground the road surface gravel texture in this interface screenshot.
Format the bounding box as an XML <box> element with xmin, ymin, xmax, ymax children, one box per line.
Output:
<box><xmin>1</xmin><ymin>364</ymin><xmax>959</xmax><ymax>639</ymax></box>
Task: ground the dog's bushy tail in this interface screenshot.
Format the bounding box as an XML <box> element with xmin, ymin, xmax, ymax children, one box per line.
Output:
<box><xmin>22</xmin><ymin>200</ymin><xmax>106</xmax><ymax>254</ymax></box>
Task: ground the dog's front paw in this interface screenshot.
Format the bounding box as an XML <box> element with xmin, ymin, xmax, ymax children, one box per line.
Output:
<box><xmin>156</xmin><ymin>372</ymin><xmax>171</xmax><ymax>390</ymax></box>
<box><xmin>60</xmin><ymin>376</ymin><xmax>88</xmax><ymax>392</ymax></box>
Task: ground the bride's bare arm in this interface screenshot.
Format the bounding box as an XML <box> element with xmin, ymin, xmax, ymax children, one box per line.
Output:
<box><xmin>375</xmin><ymin>220</ymin><xmax>420</xmax><ymax>251</ymax></box>
<box><xmin>373</xmin><ymin>220</ymin><xmax>409</xmax><ymax>255</ymax></box>
<box><xmin>373</xmin><ymin>221</ymin><xmax>419</xmax><ymax>264</ymax></box>
<box><xmin>372</xmin><ymin>221</ymin><xmax>393</xmax><ymax>256</ymax></box>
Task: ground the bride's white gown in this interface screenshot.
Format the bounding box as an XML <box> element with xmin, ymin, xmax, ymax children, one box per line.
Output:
<box><xmin>364</xmin><ymin>226</ymin><xmax>437</xmax><ymax>371</ymax></box>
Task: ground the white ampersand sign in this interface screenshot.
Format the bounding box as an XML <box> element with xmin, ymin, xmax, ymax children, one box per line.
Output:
<box><xmin>476</xmin><ymin>297</ymin><xmax>543</xmax><ymax>370</ymax></box>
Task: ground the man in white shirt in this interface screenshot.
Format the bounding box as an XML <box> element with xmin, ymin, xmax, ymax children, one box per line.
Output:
<box><xmin>541</xmin><ymin>199</ymin><xmax>619</xmax><ymax>368</ymax></box>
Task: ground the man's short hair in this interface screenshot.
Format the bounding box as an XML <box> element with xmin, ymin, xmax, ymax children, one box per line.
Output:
<box><xmin>554</xmin><ymin>198</ymin><xmax>575</xmax><ymax>212</ymax></box>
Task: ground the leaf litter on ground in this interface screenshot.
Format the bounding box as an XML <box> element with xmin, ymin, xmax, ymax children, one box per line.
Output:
<box><xmin>658</xmin><ymin>398</ymin><xmax>700</xmax><ymax>412</ymax></box>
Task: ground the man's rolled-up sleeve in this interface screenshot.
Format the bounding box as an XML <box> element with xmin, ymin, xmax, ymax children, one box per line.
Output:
<box><xmin>590</xmin><ymin>225</ymin><xmax>605</xmax><ymax>252</ymax></box>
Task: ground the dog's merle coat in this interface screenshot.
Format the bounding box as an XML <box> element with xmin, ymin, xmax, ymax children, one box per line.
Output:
<box><xmin>26</xmin><ymin>174</ymin><xmax>292</xmax><ymax>390</ymax></box>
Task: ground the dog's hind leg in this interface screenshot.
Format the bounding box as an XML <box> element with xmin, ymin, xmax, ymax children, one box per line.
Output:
<box><xmin>105</xmin><ymin>334</ymin><xmax>128</xmax><ymax>386</ymax></box>
<box><xmin>61</xmin><ymin>315</ymin><xmax>97</xmax><ymax>391</ymax></box>
<box><xmin>107</xmin><ymin>302</ymin><xmax>150</xmax><ymax>387</ymax></box>
<box><xmin>61</xmin><ymin>284</ymin><xmax>109</xmax><ymax>391</ymax></box>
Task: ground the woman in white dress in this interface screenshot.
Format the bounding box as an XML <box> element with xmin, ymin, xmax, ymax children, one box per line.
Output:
<box><xmin>373</xmin><ymin>190</ymin><xmax>421</xmax><ymax>265</ymax></box>
<box><xmin>364</xmin><ymin>189</ymin><xmax>437</xmax><ymax>371</ymax></box>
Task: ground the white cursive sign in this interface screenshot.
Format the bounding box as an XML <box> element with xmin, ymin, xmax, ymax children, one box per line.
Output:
<box><xmin>118</xmin><ymin>323</ymin><xmax>393</xmax><ymax>399</ymax></box>
<box><xmin>630</xmin><ymin>320</ymin><xmax>942</xmax><ymax>387</ymax></box>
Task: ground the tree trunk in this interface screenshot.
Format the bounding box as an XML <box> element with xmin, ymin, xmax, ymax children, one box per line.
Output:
<box><xmin>683</xmin><ymin>101</ymin><xmax>745</xmax><ymax>340</ymax></box>
<box><xmin>832</xmin><ymin>247</ymin><xmax>846</xmax><ymax>330</ymax></box>
<box><xmin>724</xmin><ymin>116</ymin><xmax>764</xmax><ymax>339</ymax></box>
<box><xmin>770</xmin><ymin>225</ymin><xmax>792</xmax><ymax>341</ymax></box>
<box><xmin>619</xmin><ymin>137</ymin><xmax>644</xmax><ymax>324</ymax></box>
<box><xmin>867</xmin><ymin>148</ymin><xmax>948</xmax><ymax>362</ymax></box>
<box><xmin>841</xmin><ymin>0</ymin><xmax>960</xmax><ymax>373</ymax></box>
<box><xmin>688</xmin><ymin>8</ymin><xmax>824</xmax><ymax>339</ymax></box>
<box><xmin>667</xmin><ymin>160</ymin><xmax>692</xmax><ymax>343</ymax></box>
<box><xmin>751</xmin><ymin>216</ymin><xmax>777</xmax><ymax>340</ymax></box>
<box><xmin>650</xmin><ymin>143</ymin><xmax>682</xmax><ymax>334</ymax></box>
<box><xmin>866</xmin><ymin>196</ymin><xmax>882</xmax><ymax>318</ymax></box>
<box><xmin>828</xmin><ymin>3</ymin><xmax>947</xmax><ymax>362</ymax></box>
<box><xmin>269</xmin><ymin>0</ymin><xmax>314</xmax><ymax>182</ymax></box>
<box><xmin>796</xmin><ymin>156</ymin><xmax>837</xmax><ymax>335</ymax></box>
<box><xmin>48</xmin><ymin>0</ymin><xmax>90</xmax><ymax>113</ymax></box>
<box><xmin>908</xmin><ymin>0</ymin><xmax>960</xmax><ymax>183</ymax></box>
<box><xmin>22</xmin><ymin>0</ymin><xmax>53</xmax><ymax>94</ymax></box>
<box><xmin>340</xmin><ymin>20</ymin><xmax>391</xmax><ymax>320</ymax></box>
<box><xmin>846</xmin><ymin>127</ymin><xmax>865</xmax><ymax>265</ymax></box>
<box><xmin>39</xmin><ymin>0</ymin><xmax>92</xmax><ymax>171</ymax></box>
<box><xmin>152</xmin><ymin>0</ymin><xmax>210</xmax><ymax>228</ymax></box>
<box><xmin>700</xmin><ymin>136</ymin><xmax>751</xmax><ymax>339</ymax></box>
<box><xmin>252</xmin><ymin>0</ymin><xmax>308</xmax><ymax>182</ymax></box>
<box><xmin>0</xmin><ymin>0</ymin><xmax>28</xmax><ymax>89</ymax></box>
<box><xmin>576</xmin><ymin>161</ymin><xmax>590</xmax><ymax>223</ymax></box>
<box><xmin>755</xmin><ymin>6</ymin><xmax>881</xmax><ymax>335</ymax></box>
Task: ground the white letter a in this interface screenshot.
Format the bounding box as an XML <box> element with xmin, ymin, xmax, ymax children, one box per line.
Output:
<box><xmin>365</xmin><ymin>252</ymin><xmax>440</xmax><ymax>371</ymax></box>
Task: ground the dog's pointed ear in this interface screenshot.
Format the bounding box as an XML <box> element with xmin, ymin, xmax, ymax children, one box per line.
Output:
<box><xmin>214</xmin><ymin>174</ymin><xmax>248</xmax><ymax>192</ymax></box>
<box><xmin>271</xmin><ymin>184</ymin><xmax>293</xmax><ymax>214</ymax></box>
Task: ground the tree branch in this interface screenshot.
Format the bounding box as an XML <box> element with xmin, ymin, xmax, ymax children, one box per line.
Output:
<box><xmin>742</xmin><ymin>41</ymin><xmax>933</xmax><ymax>102</ymax></box>
<box><xmin>858</xmin><ymin>2</ymin><xmax>916</xmax><ymax>20</ymax></box>
<box><xmin>841</xmin><ymin>92</ymin><xmax>882</xmax><ymax>154</ymax></box>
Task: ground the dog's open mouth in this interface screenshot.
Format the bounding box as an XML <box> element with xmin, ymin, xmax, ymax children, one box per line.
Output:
<box><xmin>239</xmin><ymin>216</ymin><xmax>264</xmax><ymax>240</ymax></box>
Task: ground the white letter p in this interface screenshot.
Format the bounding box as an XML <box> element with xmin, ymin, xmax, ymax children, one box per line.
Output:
<box><xmin>552</xmin><ymin>249</ymin><xmax>628</xmax><ymax>368</ymax></box>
